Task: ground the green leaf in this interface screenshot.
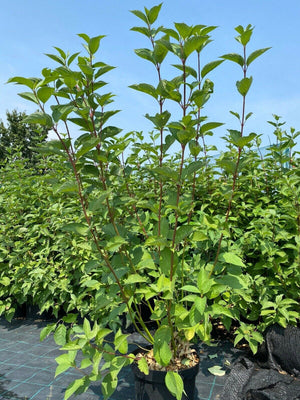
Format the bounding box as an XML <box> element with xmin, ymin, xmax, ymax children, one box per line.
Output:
<box><xmin>145</xmin><ymin>110</ymin><xmax>171</xmax><ymax>129</ymax></box>
<box><xmin>251</xmin><ymin>331</ymin><xmax>264</xmax><ymax>343</ymax></box>
<box><xmin>56</xmin><ymin>351</ymin><xmax>77</xmax><ymax>366</ymax></box>
<box><xmin>195</xmin><ymin>297</ymin><xmax>207</xmax><ymax>315</ymax></box>
<box><xmin>218</xmin><ymin>274</ymin><xmax>245</xmax><ymax>289</ymax></box>
<box><xmin>23</xmin><ymin>112</ymin><xmax>53</xmax><ymax>128</ymax></box>
<box><xmin>158</xmin><ymin>341</ymin><xmax>173</xmax><ymax>366</ymax></box>
<box><xmin>36</xmin><ymin>143</ymin><xmax>66</xmax><ymax>156</ymax></box>
<box><xmin>227</xmin><ymin>129</ymin><xmax>242</xmax><ymax>146</ymax></box>
<box><xmin>176</xmin><ymin>128</ymin><xmax>195</xmax><ymax>145</ymax></box>
<box><xmin>56</xmin><ymin>181</ymin><xmax>78</xmax><ymax>194</ymax></box>
<box><xmin>37</xmin><ymin>87</ymin><xmax>54</xmax><ymax>103</ymax></box>
<box><xmin>78</xmin><ymin>61</ymin><xmax>94</xmax><ymax>76</ymax></box>
<box><xmin>159</xmin><ymin>247</ymin><xmax>175</xmax><ymax>275</ymax></box>
<box><xmin>221</xmin><ymin>53</ymin><xmax>244</xmax><ymax>67</ymax></box>
<box><xmin>124</xmin><ymin>274</ymin><xmax>148</xmax><ymax>285</ymax></box>
<box><xmin>137</xmin><ymin>249</ymin><xmax>156</xmax><ymax>270</ymax></box>
<box><xmin>197</xmin><ymin>269</ymin><xmax>213</xmax><ymax>295</ymax></box>
<box><xmin>234</xmin><ymin>132</ymin><xmax>257</xmax><ymax>148</ymax></box>
<box><xmin>82</xmin><ymin>279</ymin><xmax>100</xmax><ymax>289</ymax></box>
<box><xmin>106</xmin><ymin>236</ymin><xmax>127</xmax><ymax>252</ymax></box>
<box><xmin>212</xmin><ymin>303</ymin><xmax>234</xmax><ymax>319</ymax></box>
<box><xmin>53</xmin><ymin>46</ymin><xmax>66</xmax><ymax>59</ymax></box>
<box><xmin>154</xmin><ymin>325</ymin><xmax>171</xmax><ymax>347</ymax></box>
<box><xmin>68</xmin><ymin>117</ymin><xmax>94</xmax><ymax>131</ymax></box>
<box><xmin>161</xmin><ymin>28</ymin><xmax>179</xmax><ymax>40</ymax></box>
<box><xmin>191</xmin><ymin>87</ymin><xmax>211</xmax><ymax>108</ymax></box>
<box><xmin>0</xmin><ymin>277</ymin><xmax>10</xmax><ymax>286</ymax></box>
<box><xmin>81</xmin><ymin>164</ymin><xmax>99</xmax><ymax>177</ymax></box>
<box><xmin>101</xmin><ymin>373</ymin><xmax>118</xmax><ymax>400</ymax></box>
<box><xmin>146</xmin><ymin>3</ymin><xmax>162</xmax><ymax>24</ymax></box>
<box><xmin>236</xmin><ymin>76</ymin><xmax>253</xmax><ymax>96</ymax></box>
<box><xmin>53</xmin><ymin>324</ymin><xmax>67</xmax><ymax>346</ymax></box>
<box><xmin>153</xmin><ymin>41</ymin><xmax>168</xmax><ymax>64</ymax></box>
<box><xmin>247</xmin><ymin>47</ymin><xmax>271</xmax><ymax>66</ymax></box>
<box><xmin>180</xmin><ymin>294</ymin><xmax>198</xmax><ymax>303</ymax></box>
<box><xmin>76</xmin><ymin>137</ymin><xmax>101</xmax><ymax>159</ymax></box>
<box><xmin>62</xmin><ymin>314</ymin><xmax>78</xmax><ymax>323</ymax></box>
<box><xmin>61</xmin><ymin>223</ymin><xmax>89</xmax><ymax>236</ymax></box>
<box><xmin>219</xmin><ymin>252</ymin><xmax>245</xmax><ymax>267</ymax></box>
<box><xmin>234</xmin><ymin>333</ymin><xmax>244</xmax><ymax>346</ymax></box>
<box><xmin>131</xmin><ymin>26</ymin><xmax>151</xmax><ymax>37</ymax></box>
<box><xmin>129</xmin><ymin>83</ymin><xmax>158</xmax><ymax>99</ymax></box>
<box><xmin>151</xmin><ymin>166</ymin><xmax>178</xmax><ymax>181</ymax></box>
<box><xmin>18</xmin><ymin>92</ymin><xmax>39</xmax><ymax>104</ymax></box>
<box><xmin>156</xmin><ymin>80</ymin><xmax>181</xmax><ymax>102</ymax></box>
<box><xmin>189</xmin><ymin>303</ymin><xmax>202</xmax><ymax>326</ymax></box>
<box><xmin>45</xmin><ymin>53</ymin><xmax>65</xmax><ymax>66</ymax></box>
<box><xmin>201</xmin><ymin>60</ymin><xmax>224</xmax><ymax>79</ymax></box>
<box><xmin>131</xmin><ymin>9</ymin><xmax>148</xmax><ymax>24</ymax></box>
<box><xmin>7</xmin><ymin>76</ymin><xmax>39</xmax><ymax>89</ymax></box>
<box><xmin>208</xmin><ymin>365</ymin><xmax>226</xmax><ymax>376</ymax></box>
<box><xmin>174</xmin><ymin>22</ymin><xmax>193</xmax><ymax>39</ymax></box>
<box><xmin>96</xmin><ymin>328</ymin><xmax>112</xmax><ymax>342</ymax></box>
<box><xmin>200</xmin><ymin>122</ymin><xmax>224</xmax><ymax>135</ymax></box>
<box><xmin>83</xmin><ymin>318</ymin><xmax>92</xmax><ymax>340</ymax></box>
<box><xmin>175</xmin><ymin>225</ymin><xmax>193</xmax><ymax>244</ymax></box>
<box><xmin>230</xmin><ymin>110</ymin><xmax>240</xmax><ymax>120</ymax></box>
<box><xmin>134</xmin><ymin>48</ymin><xmax>155</xmax><ymax>64</ymax></box>
<box><xmin>102</xmin><ymin>125</ymin><xmax>122</xmax><ymax>139</ymax></box>
<box><xmin>172</xmin><ymin>64</ymin><xmax>197</xmax><ymax>79</ymax></box>
<box><xmin>80</xmin><ymin>358</ymin><xmax>92</xmax><ymax>369</ymax></box>
<box><xmin>65</xmin><ymin>377</ymin><xmax>87</xmax><ymax>400</ymax></box>
<box><xmin>182</xmin><ymin>160</ymin><xmax>203</xmax><ymax>179</ymax></box>
<box><xmin>181</xmin><ymin>285</ymin><xmax>201</xmax><ymax>294</ymax></box>
<box><xmin>249</xmin><ymin>339</ymin><xmax>259</xmax><ymax>354</ymax></box>
<box><xmin>165</xmin><ymin>371</ymin><xmax>184</xmax><ymax>400</ymax></box>
<box><xmin>192</xmin><ymin>231</ymin><xmax>208</xmax><ymax>242</ymax></box>
<box><xmin>183</xmin><ymin>36</ymin><xmax>208</xmax><ymax>58</ymax></box>
<box><xmin>245</xmin><ymin>112</ymin><xmax>253</xmax><ymax>121</ymax></box>
<box><xmin>78</xmin><ymin>33</ymin><xmax>90</xmax><ymax>43</ymax></box>
<box><xmin>60</xmin><ymin>342</ymin><xmax>81</xmax><ymax>351</ymax></box>
<box><xmin>137</xmin><ymin>356</ymin><xmax>149</xmax><ymax>375</ymax></box>
<box><xmin>51</xmin><ymin>104</ymin><xmax>74</xmax><ymax>122</ymax></box>
<box><xmin>40</xmin><ymin>323</ymin><xmax>57</xmax><ymax>341</ymax></box>
<box><xmin>88</xmin><ymin>192</ymin><xmax>111</xmax><ymax>211</ymax></box>
<box><xmin>67</xmin><ymin>51</ymin><xmax>80</xmax><ymax>66</ymax></box>
<box><xmin>189</xmin><ymin>140</ymin><xmax>201</xmax><ymax>157</ymax></box>
<box><xmin>88</xmin><ymin>35</ymin><xmax>105</xmax><ymax>54</ymax></box>
<box><xmin>55</xmin><ymin>362</ymin><xmax>72</xmax><ymax>377</ymax></box>
<box><xmin>235</xmin><ymin>25</ymin><xmax>253</xmax><ymax>46</ymax></box>
<box><xmin>114</xmin><ymin>330</ymin><xmax>129</xmax><ymax>354</ymax></box>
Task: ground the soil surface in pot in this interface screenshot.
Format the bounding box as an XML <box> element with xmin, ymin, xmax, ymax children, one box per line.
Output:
<box><xmin>134</xmin><ymin>339</ymin><xmax>199</xmax><ymax>372</ymax></box>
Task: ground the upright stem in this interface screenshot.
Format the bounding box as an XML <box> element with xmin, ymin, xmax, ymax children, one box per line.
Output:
<box><xmin>167</xmin><ymin>54</ymin><xmax>188</xmax><ymax>355</ymax></box>
<box><xmin>145</xmin><ymin>22</ymin><xmax>165</xmax><ymax>242</ymax></box>
<box><xmin>209</xmin><ymin>45</ymin><xmax>247</xmax><ymax>278</ymax></box>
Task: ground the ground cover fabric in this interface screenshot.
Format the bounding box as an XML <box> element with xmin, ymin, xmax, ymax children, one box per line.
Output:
<box><xmin>221</xmin><ymin>325</ymin><xmax>300</xmax><ymax>400</ymax></box>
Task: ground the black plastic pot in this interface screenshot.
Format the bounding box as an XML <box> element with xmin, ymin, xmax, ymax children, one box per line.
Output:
<box><xmin>131</xmin><ymin>347</ymin><xmax>199</xmax><ymax>400</ymax></box>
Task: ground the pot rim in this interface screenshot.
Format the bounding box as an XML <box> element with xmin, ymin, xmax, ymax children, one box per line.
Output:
<box><xmin>131</xmin><ymin>344</ymin><xmax>200</xmax><ymax>382</ymax></box>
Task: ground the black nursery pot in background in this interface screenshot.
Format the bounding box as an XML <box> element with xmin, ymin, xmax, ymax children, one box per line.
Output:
<box><xmin>131</xmin><ymin>347</ymin><xmax>199</xmax><ymax>400</ymax></box>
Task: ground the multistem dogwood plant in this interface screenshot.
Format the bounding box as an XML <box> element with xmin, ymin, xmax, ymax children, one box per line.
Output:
<box><xmin>8</xmin><ymin>4</ymin><xmax>276</xmax><ymax>399</ymax></box>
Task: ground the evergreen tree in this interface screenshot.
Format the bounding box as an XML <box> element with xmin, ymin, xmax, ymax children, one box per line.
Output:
<box><xmin>0</xmin><ymin>110</ymin><xmax>48</xmax><ymax>165</ymax></box>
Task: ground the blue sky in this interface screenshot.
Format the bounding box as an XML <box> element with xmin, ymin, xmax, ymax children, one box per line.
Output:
<box><xmin>1</xmin><ymin>0</ymin><xmax>300</xmax><ymax>153</ymax></box>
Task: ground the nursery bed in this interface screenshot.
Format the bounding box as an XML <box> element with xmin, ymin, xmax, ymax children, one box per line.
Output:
<box><xmin>0</xmin><ymin>317</ymin><xmax>244</xmax><ymax>400</ymax></box>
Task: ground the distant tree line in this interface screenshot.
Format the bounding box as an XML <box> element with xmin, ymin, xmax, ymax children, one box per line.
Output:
<box><xmin>0</xmin><ymin>109</ymin><xmax>48</xmax><ymax>166</ymax></box>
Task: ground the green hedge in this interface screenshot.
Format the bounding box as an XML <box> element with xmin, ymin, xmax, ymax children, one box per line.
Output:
<box><xmin>0</xmin><ymin>139</ymin><xmax>299</xmax><ymax>333</ymax></box>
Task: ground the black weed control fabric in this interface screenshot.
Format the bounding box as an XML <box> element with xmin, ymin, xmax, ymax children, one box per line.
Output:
<box><xmin>221</xmin><ymin>325</ymin><xmax>300</xmax><ymax>400</ymax></box>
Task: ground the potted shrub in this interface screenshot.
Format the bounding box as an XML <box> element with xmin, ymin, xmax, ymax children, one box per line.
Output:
<box><xmin>8</xmin><ymin>4</ymin><xmax>273</xmax><ymax>399</ymax></box>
